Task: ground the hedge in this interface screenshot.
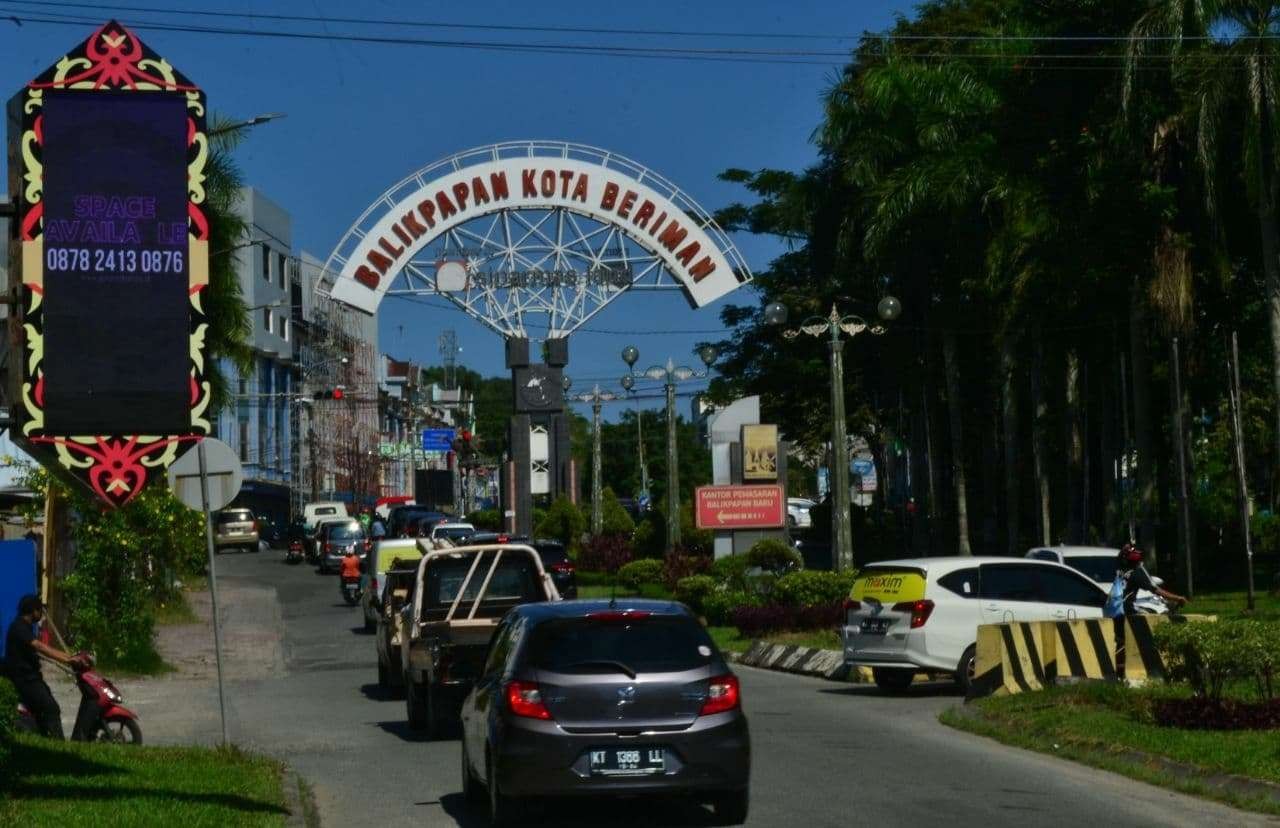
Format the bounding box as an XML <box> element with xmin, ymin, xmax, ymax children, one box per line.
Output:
<box><xmin>771</xmin><ymin>570</ymin><xmax>858</xmax><ymax>608</ymax></box>
<box><xmin>1155</xmin><ymin>619</ymin><xmax>1280</xmax><ymax>701</ymax></box>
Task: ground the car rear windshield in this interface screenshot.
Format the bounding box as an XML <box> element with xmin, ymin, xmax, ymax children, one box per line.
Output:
<box><xmin>425</xmin><ymin>555</ymin><xmax>540</xmax><ymax>607</ymax></box>
<box><xmin>218</xmin><ymin>510</ymin><xmax>252</xmax><ymax>524</ymax></box>
<box><xmin>527</xmin><ymin>615</ymin><xmax>715</xmax><ymax>674</ymax></box>
<box><xmin>533</xmin><ymin>543</ymin><xmax>568</xmax><ymax>565</ymax></box>
<box><xmin>327</xmin><ymin>522</ymin><xmax>363</xmax><ymax>540</ymax></box>
<box><xmin>1066</xmin><ymin>555</ymin><xmax>1118</xmax><ymax>583</ymax></box>
<box><xmin>435</xmin><ymin>527</ymin><xmax>474</xmax><ymax>541</ymax></box>
<box><xmin>851</xmin><ymin>566</ymin><xmax>928</xmax><ymax>603</ymax></box>
<box><xmin>313</xmin><ymin>507</ymin><xmax>339</xmax><ymax>517</ymax></box>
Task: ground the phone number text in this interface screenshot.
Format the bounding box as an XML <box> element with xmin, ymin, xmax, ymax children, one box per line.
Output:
<box><xmin>45</xmin><ymin>247</ymin><xmax>185</xmax><ymax>275</ymax></box>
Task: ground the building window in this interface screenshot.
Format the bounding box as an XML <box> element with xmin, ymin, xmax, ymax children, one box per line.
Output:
<box><xmin>239</xmin><ymin>420</ymin><xmax>249</xmax><ymax>462</ymax></box>
<box><xmin>281</xmin><ymin>316</ymin><xmax>289</xmax><ymax>342</ymax></box>
<box><xmin>278</xmin><ymin>253</ymin><xmax>287</xmax><ymax>287</ymax></box>
<box><xmin>261</xmin><ymin>246</ymin><xmax>271</xmax><ymax>282</ymax></box>
<box><xmin>264</xmin><ymin>307</ymin><xmax>273</xmax><ymax>333</ymax></box>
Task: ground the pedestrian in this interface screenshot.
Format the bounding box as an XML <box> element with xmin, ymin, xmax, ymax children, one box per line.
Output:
<box><xmin>3</xmin><ymin>595</ymin><xmax>83</xmax><ymax>739</ymax></box>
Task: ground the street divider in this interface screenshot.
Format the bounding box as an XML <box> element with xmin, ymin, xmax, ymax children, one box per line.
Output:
<box><xmin>969</xmin><ymin>615</ymin><xmax>1180</xmax><ymax>700</ymax></box>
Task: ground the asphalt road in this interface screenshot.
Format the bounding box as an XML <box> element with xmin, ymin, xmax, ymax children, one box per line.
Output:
<box><xmin>118</xmin><ymin>551</ymin><xmax>1278</xmax><ymax>827</ymax></box>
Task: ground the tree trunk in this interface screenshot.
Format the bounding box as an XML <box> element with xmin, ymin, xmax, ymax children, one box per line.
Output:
<box><xmin>1260</xmin><ymin>189</ymin><xmax>1280</xmax><ymax>511</ymax></box>
<box><xmin>1101</xmin><ymin>352</ymin><xmax>1119</xmax><ymax>543</ymax></box>
<box><xmin>942</xmin><ymin>330</ymin><xmax>971</xmax><ymax>555</ymax></box>
<box><xmin>1030</xmin><ymin>330</ymin><xmax>1052</xmax><ymax>544</ymax></box>
<box><xmin>1001</xmin><ymin>336</ymin><xmax>1020</xmax><ymax>554</ymax></box>
<box><xmin>1130</xmin><ymin>281</ymin><xmax>1159</xmax><ymax>573</ymax></box>
<box><xmin>1065</xmin><ymin>349</ymin><xmax>1085</xmax><ymax>543</ymax></box>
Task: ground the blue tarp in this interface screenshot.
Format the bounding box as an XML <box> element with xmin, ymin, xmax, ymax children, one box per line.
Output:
<box><xmin>0</xmin><ymin>539</ymin><xmax>38</xmax><ymax>660</ymax></box>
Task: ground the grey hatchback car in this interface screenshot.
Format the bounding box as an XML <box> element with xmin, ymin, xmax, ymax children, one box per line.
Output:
<box><xmin>459</xmin><ymin>600</ymin><xmax>750</xmax><ymax>826</ymax></box>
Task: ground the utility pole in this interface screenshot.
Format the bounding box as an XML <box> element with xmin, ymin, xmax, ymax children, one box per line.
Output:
<box><xmin>771</xmin><ymin>298</ymin><xmax>902</xmax><ymax>572</ymax></box>
<box><xmin>622</xmin><ymin>347</ymin><xmax>717</xmax><ymax>554</ymax></box>
<box><xmin>1170</xmin><ymin>337</ymin><xmax>1194</xmax><ymax>595</ymax></box>
<box><xmin>1227</xmin><ymin>331</ymin><xmax>1256</xmax><ymax>610</ymax></box>
<box><xmin>567</xmin><ymin>383</ymin><xmax>617</xmax><ymax>536</ymax></box>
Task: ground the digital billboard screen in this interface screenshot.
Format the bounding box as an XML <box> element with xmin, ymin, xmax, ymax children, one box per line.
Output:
<box><xmin>40</xmin><ymin>90</ymin><xmax>191</xmax><ymax>435</ymax></box>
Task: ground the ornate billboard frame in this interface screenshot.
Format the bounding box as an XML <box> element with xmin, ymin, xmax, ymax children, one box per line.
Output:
<box><xmin>7</xmin><ymin>20</ymin><xmax>211</xmax><ymax>507</ymax></box>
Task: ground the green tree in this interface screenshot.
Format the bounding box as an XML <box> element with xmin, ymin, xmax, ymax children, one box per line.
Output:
<box><xmin>599</xmin><ymin>487</ymin><xmax>635</xmax><ymax>537</ymax></box>
<box><xmin>535</xmin><ymin>495</ymin><xmax>586</xmax><ymax>549</ymax></box>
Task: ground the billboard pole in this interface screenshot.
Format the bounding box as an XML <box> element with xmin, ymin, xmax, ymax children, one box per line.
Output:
<box><xmin>196</xmin><ymin>440</ymin><xmax>229</xmax><ymax>745</ymax></box>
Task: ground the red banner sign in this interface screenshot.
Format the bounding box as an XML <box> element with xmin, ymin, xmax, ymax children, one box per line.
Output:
<box><xmin>695</xmin><ymin>485</ymin><xmax>785</xmax><ymax>530</ymax></box>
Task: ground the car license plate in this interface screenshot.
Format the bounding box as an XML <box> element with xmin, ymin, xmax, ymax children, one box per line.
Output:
<box><xmin>860</xmin><ymin>618</ymin><xmax>891</xmax><ymax>634</ymax></box>
<box><xmin>588</xmin><ymin>746</ymin><xmax>664</xmax><ymax>776</ymax></box>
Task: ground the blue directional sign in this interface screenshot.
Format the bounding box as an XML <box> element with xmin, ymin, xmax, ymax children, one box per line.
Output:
<box><xmin>421</xmin><ymin>428</ymin><xmax>456</xmax><ymax>453</ymax></box>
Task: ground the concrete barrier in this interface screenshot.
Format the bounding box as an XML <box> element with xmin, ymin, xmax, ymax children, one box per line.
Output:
<box><xmin>969</xmin><ymin>615</ymin><xmax>1173</xmax><ymax>700</ymax></box>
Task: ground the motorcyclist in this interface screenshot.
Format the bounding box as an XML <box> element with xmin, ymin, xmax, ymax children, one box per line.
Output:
<box><xmin>1116</xmin><ymin>543</ymin><xmax>1187</xmax><ymax>615</ymax></box>
<box><xmin>340</xmin><ymin>548</ymin><xmax>362</xmax><ymax>583</ymax></box>
<box><xmin>3</xmin><ymin>595</ymin><xmax>84</xmax><ymax>739</ymax></box>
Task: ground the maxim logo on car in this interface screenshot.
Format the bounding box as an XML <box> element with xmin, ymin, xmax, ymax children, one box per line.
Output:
<box><xmin>863</xmin><ymin>575</ymin><xmax>905</xmax><ymax>592</ymax></box>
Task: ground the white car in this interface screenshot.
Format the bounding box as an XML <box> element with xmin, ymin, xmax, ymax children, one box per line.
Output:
<box><xmin>1026</xmin><ymin>545</ymin><xmax>1167</xmax><ymax>611</ymax></box>
<box><xmin>841</xmin><ymin>556</ymin><xmax>1107</xmax><ymax>693</ymax></box>
<box><xmin>429</xmin><ymin>522</ymin><xmax>475</xmax><ymax>543</ymax></box>
<box><xmin>787</xmin><ymin>498</ymin><xmax>815</xmax><ymax>529</ymax></box>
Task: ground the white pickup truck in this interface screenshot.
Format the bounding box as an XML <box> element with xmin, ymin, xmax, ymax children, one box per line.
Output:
<box><xmin>400</xmin><ymin>542</ymin><xmax>560</xmax><ymax>739</ymax></box>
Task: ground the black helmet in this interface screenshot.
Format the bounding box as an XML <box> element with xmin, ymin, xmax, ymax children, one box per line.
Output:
<box><xmin>17</xmin><ymin>594</ymin><xmax>44</xmax><ymax>615</ymax></box>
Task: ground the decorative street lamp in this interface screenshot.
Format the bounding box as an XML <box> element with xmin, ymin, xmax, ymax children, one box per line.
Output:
<box><xmin>769</xmin><ymin>296</ymin><xmax>901</xmax><ymax>571</ymax></box>
<box><xmin>624</xmin><ymin>345</ymin><xmax>717</xmax><ymax>553</ymax></box>
<box><xmin>567</xmin><ymin>381</ymin><xmax>618</xmax><ymax>536</ymax></box>
<box><xmin>620</xmin><ymin>373</ymin><xmax>650</xmax><ymax>509</ymax></box>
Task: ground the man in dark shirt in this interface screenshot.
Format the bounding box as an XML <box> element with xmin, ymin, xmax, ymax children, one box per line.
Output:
<box><xmin>1118</xmin><ymin>544</ymin><xmax>1188</xmax><ymax>614</ymax></box>
<box><xmin>4</xmin><ymin>595</ymin><xmax>80</xmax><ymax>739</ymax></box>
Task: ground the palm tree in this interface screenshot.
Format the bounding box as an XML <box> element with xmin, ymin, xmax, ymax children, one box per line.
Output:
<box><xmin>1126</xmin><ymin>0</ymin><xmax>1280</xmax><ymax>507</ymax></box>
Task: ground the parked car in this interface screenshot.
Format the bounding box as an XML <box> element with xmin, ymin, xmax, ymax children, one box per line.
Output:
<box><xmin>1026</xmin><ymin>545</ymin><xmax>1167</xmax><ymax>612</ymax></box>
<box><xmin>303</xmin><ymin>502</ymin><xmax>349</xmax><ymax>560</ymax></box>
<box><xmin>430</xmin><ymin>522</ymin><xmax>476</xmax><ymax>544</ymax></box>
<box><xmin>401</xmin><ymin>543</ymin><xmax>559</xmax><ymax>738</ymax></box>
<box><xmin>460</xmin><ymin>599</ymin><xmax>750</xmax><ymax>826</ymax></box>
<box><xmin>387</xmin><ymin>505</ymin><xmax>448</xmax><ymax>538</ymax></box>
<box><xmin>213</xmin><ymin>507</ymin><xmax>259</xmax><ymax>554</ymax></box>
<box><xmin>529</xmin><ymin>539</ymin><xmax>577</xmax><ymax>599</ymax></box>
<box><xmin>841</xmin><ymin>556</ymin><xmax>1108</xmax><ymax>694</ymax></box>
<box><xmin>318</xmin><ymin>519</ymin><xmax>368</xmax><ymax>574</ymax></box>
<box><xmin>786</xmin><ymin>498</ymin><xmax>815</xmax><ymax>529</ymax></box>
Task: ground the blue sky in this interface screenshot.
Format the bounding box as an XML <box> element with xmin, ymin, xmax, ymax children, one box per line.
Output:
<box><xmin>0</xmin><ymin>0</ymin><xmax>908</xmax><ymax>421</ymax></box>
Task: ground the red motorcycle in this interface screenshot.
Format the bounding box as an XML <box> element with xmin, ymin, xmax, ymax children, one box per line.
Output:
<box><xmin>16</xmin><ymin>652</ymin><xmax>142</xmax><ymax>744</ymax></box>
<box><xmin>286</xmin><ymin>539</ymin><xmax>305</xmax><ymax>565</ymax></box>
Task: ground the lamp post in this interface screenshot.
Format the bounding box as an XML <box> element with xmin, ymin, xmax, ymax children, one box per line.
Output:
<box><xmin>620</xmin><ymin>373</ymin><xmax>649</xmax><ymax>506</ymax></box>
<box><xmin>768</xmin><ymin>296</ymin><xmax>901</xmax><ymax>572</ymax></box>
<box><xmin>566</xmin><ymin>380</ymin><xmax>619</xmax><ymax>536</ymax></box>
<box><xmin>624</xmin><ymin>345</ymin><xmax>717</xmax><ymax>553</ymax></box>
<box><xmin>209</xmin><ymin>112</ymin><xmax>286</xmax><ymax>137</ymax></box>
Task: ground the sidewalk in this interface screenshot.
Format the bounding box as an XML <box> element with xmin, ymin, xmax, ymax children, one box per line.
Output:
<box><xmin>46</xmin><ymin>577</ymin><xmax>286</xmax><ymax>745</ymax></box>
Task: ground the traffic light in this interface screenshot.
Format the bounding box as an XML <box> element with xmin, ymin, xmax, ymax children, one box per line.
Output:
<box><xmin>312</xmin><ymin>386</ymin><xmax>346</xmax><ymax>401</ymax></box>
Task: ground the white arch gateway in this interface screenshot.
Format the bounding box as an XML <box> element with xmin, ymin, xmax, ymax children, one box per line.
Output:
<box><xmin>323</xmin><ymin>141</ymin><xmax>753</xmax><ymax>337</ymax></box>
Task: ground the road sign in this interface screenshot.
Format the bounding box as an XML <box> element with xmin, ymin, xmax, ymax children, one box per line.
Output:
<box><xmin>422</xmin><ymin>428</ymin><xmax>456</xmax><ymax>452</ymax></box>
<box><xmin>167</xmin><ymin>439</ymin><xmax>243</xmax><ymax>512</ymax></box>
<box><xmin>694</xmin><ymin>485</ymin><xmax>785</xmax><ymax>530</ymax></box>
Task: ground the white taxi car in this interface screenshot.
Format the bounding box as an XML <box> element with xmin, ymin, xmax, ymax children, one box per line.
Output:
<box><xmin>841</xmin><ymin>557</ymin><xmax>1107</xmax><ymax>693</ymax></box>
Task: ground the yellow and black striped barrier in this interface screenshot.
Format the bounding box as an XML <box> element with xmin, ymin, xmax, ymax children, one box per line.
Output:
<box><xmin>968</xmin><ymin>615</ymin><xmax>1171</xmax><ymax>700</ymax></box>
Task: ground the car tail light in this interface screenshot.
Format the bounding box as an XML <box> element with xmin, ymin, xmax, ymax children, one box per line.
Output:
<box><xmin>700</xmin><ymin>674</ymin><xmax>740</xmax><ymax>716</ymax></box>
<box><xmin>324</xmin><ymin>542</ymin><xmax>333</xmax><ymax>553</ymax></box>
<box><xmin>587</xmin><ymin>610</ymin><xmax>651</xmax><ymax>622</ymax></box>
<box><xmin>892</xmin><ymin>599</ymin><xmax>935</xmax><ymax>628</ymax></box>
<box><xmin>842</xmin><ymin>598</ymin><xmax>861</xmax><ymax>612</ymax></box>
<box><xmin>551</xmin><ymin>561</ymin><xmax>575</xmax><ymax>573</ymax></box>
<box><xmin>496</xmin><ymin>534</ymin><xmax>510</xmax><ymax>543</ymax></box>
<box><xmin>371</xmin><ymin>578</ymin><xmax>379</xmax><ymax>594</ymax></box>
<box><xmin>505</xmin><ymin>680</ymin><xmax>552</xmax><ymax>720</ymax></box>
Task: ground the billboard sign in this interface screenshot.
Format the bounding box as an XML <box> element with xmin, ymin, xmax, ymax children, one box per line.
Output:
<box><xmin>8</xmin><ymin>21</ymin><xmax>211</xmax><ymax>507</ymax></box>
<box><xmin>741</xmin><ymin>424</ymin><xmax>778</xmax><ymax>482</ymax></box>
<box><xmin>421</xmin><ymin>428</ymin><xmax>456</xmax><ymax>453</ymax></box>
<box><xmin>694</xmin><ymin>484</ymin><xmax>785</xmax><ymax>530</ymax></box>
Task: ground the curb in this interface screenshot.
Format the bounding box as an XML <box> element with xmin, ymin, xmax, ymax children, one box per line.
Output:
<box><xmin>729</xmin><ymin>640</ymin><xmax>874</xmax><ymax>683</ymax></box>
<box><xmin>281</xmin><ymin>768</ymin><xmax>317</xmax><ymax>827</ymax></box>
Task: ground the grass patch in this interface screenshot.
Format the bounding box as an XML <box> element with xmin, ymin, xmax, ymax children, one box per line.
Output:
<box><xmin>154</xmin><ymin>592</ymin><xmax>199</xmax><ymax>626</ymax></box>
<box><xmin>576</xmin><ymin>582</ymin><xmax>674</xmax><ymax>601</ymax></box>
<box><xmin>943</xmin><ymin>683</ymin><xmax>1280</xmax><ymax>815</ymax></box>
<box><xmin>1190</xmin><ymin>590</ymin><xmax>1280</xmax><ymax>622</ymax></box>
<box><xmin>707</xmin><ymin>626</ymin><xmax>839</xmax><ymax>654</ymax></box>
<box><xmin>0</xmin><ymin>735</ymin><xmax>289</xmax><ymax>826</ymax></box>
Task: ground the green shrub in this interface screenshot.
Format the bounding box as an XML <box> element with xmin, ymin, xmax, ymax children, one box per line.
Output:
<box><xmin>772</xmin><ymin>570</ymin><xmax>858</xmax><ymax>608</ymax></box>
<box><xmin>0</xmin><ymin>676</ymin><xmax>18</xmax><ymax>774</ymax></box>
<box><xmin>710</xmin><ymin>554</ymin><xmax>751</xmax><ymax>590</ymax></box>
<box><xmin>576</xmin><ymin>534</ymin><xmax>633</xmax><ymax>574</ymax></box>
<box><xmin>535</xmin><ymin>495</ymin><xmax>586</xmax><ymax>550</ymax></box>
<box><xmin>675</xmin><ymin>575</ymin><xmax>718</xmax><ymax>614</ymax></box>
<box><xmin>599</xmin><ymin>488</ymin><xmax>636</xmax><ymax>537</ymax></box>
<box><xmin>618</xmin><ymin>559</ymin><xmax>663</xmax><ymax>590</ymax></box>
<box><xmin>467</xmin><ymin>508</ymin><xmax>502</xmax><ymax>531</ymax></box>
<box><xmin>703</xmin><ymin>589</ymin><xmax>763</xmax><ymax>626</ymax></box>
<box><xmin>1155</xmin><ymin>620</ymin><xmax>1280</xmax><ymax>700</ymax></box>
<box><xmin>745</xmin><ymin>538</ymin><xmax>802</xmax><ymax>573</ymax></box>
<box><xmin>631</xmin><ymin>511</ymin><xmax>665</xmax><ymax>558</ymax></box>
